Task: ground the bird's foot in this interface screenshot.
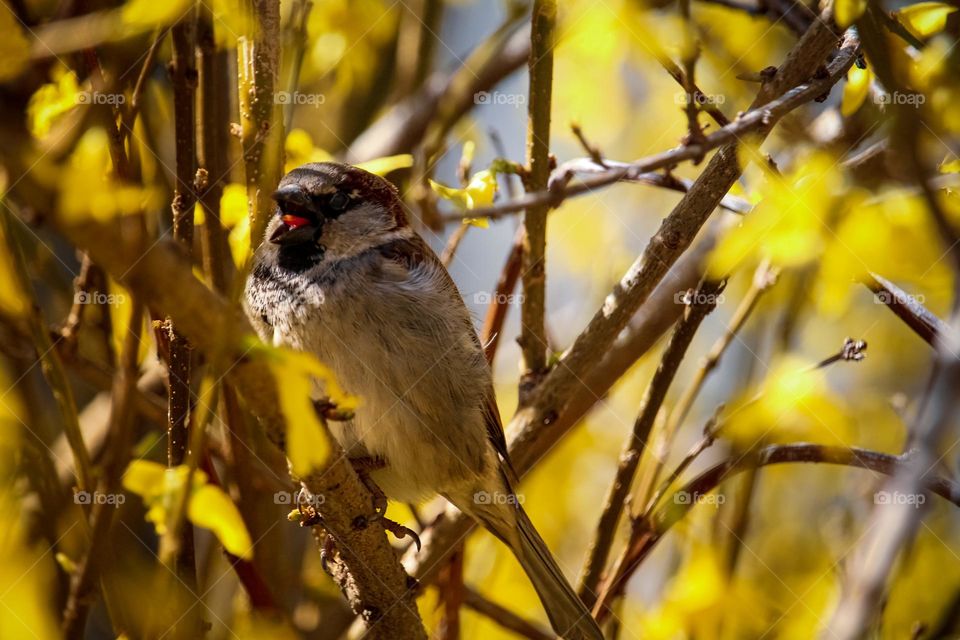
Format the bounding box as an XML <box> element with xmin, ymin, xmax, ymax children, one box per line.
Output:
<box><xmin>312</xmin><ymin>398</ymin><xmax>355</xmax><ymax>421</ymax></box>
<box><xmin>349</xmin><ymin>456</ymin><xmax>388</xmax><ymax>516</ymax></box>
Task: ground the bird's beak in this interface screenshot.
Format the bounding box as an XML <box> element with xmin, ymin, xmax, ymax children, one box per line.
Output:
<box><xmin>270</xmin><ymin>185</ymin><xmax>319</xmax><ymax>246</ymax></box>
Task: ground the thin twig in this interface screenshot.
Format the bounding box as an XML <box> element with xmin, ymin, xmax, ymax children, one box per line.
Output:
<box><xmin>519</xmin><ymin>0</ymin><xmax>556</xmax><ymax>385</ymax></box>
<box><xmin>863</xmin><ymin>272</ymin><xmax>949</xmax><ymax>346</ymax></box>
<box><xmin>480</xmin><ymin>226</ymin><xmax>525</xmax><ymax>364</ymax></box>
<box><xmin>463</xmin><ymin>586</ymin><xmax>554</xmax><ymax>640</ymax></box>
<box><xmin>62</xmin><ymin>303</ymin><xmax>144</xmax><ymax>639</ymax></box>
<box><xmin>577</xmin><ymin>279</ymin><xmax>724</xmax><ymax>606</ymax></box>
<box><xmin>440</xmin><ymin>222</ymin><xmax>470</xmax><ymax>268</ymax></box>
<box><xmin>594</xmin><ymin>442</ymin><xmax>960</xmax><ymax>623</ymax></box>
<box><xmin>0</xmin><ymin>207</ymin><xmax>94</xmax><ymax>495</ymax></box>
<box><xmin>635</xmin><ymin>260</ymin><xmax>778</xmax><ymax>508</ymax></box>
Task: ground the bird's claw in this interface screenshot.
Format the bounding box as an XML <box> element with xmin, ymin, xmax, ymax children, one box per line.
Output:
<box><xmin>380</xmin><ymin>516</ymin><xmax>422</xmax><ymax>551</ymax></box>
<box><xmin>313</xmin><ymin>398</ymin><xmax>355</xmax><ymax>421</ymax></box>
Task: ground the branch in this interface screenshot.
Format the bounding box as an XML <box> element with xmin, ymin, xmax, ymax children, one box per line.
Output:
<box><xmin>238</xmin><ymin>0</ymin><xmax>284</xmax><ymax>249</ymax></box>
<box><xmin>167</xmin><ymin>13</ymin><xmax>199</xmax><ymax>595</ymax></box>
<box><xmin>519</xmin><ymin>0</ymin><xmax>556</xmax><ymax>382</ymax></box>
<box><xmin>438</xmin><ymin>167</ymin><xmax>751</xmax><ymax>223</ymax></box>
<box><xmin>196</xmin><ymin>4</ymin><xmax>233</xmax><ymax>292</ymax></box>
<box><xmin>463</xmin><ymin>586</ymin><xmax>554</xmax><ymax>640</ymax></box>
<box><xmin>346</xmin><ymin>20</ymin><xmax>530</xmax><ymax>162</ymax></box>
<box><xmin>594</xmin><ymin>442</ymin><xmax>960</xmax><ymax>622</ymax></box>
<box><xmin>643</xmin><ymin>260</ymin><xmax>778</xmax><ymax>482</ymax></box>
<box><xmin>577</xmin><ymin>279</ymin><xmax>724</xmax><ymax>606</ymax></box>
<box><xmin>462</xmin><ymin>27</ymin><xmax>853</xmax><ymax>222</ymax></box>
<box><xmin>481</xmin><ymin>226</ymin><xmax>525</xmax><ymax>363</ymax></box>
<box><xmin>62</xmin><ymin>302</ymin><xmax>144</xmax><ymax>639</ymax></box>
<box><xmin>863</xmin><ymin>272</ymin><xmax>950</xmax><ymax>346</ymax></box>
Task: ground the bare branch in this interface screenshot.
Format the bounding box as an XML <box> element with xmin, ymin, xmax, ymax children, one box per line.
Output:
<box><xmin>577</xmin><ymin>279</ymin><xmax>724</xmax><ymax>606</ymax></box>
<box><xmin>519</xmin><ymin>0</ymin><xmax>556</xmax><ymax>383</ymax></box>
<box><xmin>594</xmin><ymin>442</ymin><xmax>960</xmax><ymax>622</ymax></box>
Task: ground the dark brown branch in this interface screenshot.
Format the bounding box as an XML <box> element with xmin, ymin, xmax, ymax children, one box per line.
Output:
<box><xmin>166</xmin><ymin>14</ymin><xmax>198</xmax><ymax>598</ymax></box>
<box><xmin>863</xmin><ymin>272</ymin><xmax>949</xmax><ymax>346</ymax></box>
<box><xmin>196</xmin><ymin>4</ymin><xmax>232</xmax><ymax>292</ymax></box>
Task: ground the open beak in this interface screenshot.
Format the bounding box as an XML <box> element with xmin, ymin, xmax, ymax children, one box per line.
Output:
<box><xmin>270</xmin><ymin>185</ymin><xmax>318</xmax><ymax>246</ymax></box>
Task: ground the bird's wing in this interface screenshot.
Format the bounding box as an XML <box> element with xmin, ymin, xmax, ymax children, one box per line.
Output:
<box><xmin>376</xmin><ymin>233</ymin><xmax>514</xmax><ymax>477</ymax></box>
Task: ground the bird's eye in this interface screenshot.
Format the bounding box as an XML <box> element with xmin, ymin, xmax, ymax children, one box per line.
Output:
<box><xmin>328</xmin><ymin>192</ymin><xmax>350</xmax><ymax>212</ymax></box>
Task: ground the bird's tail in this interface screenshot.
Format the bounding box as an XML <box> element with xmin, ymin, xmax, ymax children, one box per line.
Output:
<box><xmin>464</xmin><ymin>494</ymin><xmax>604</xmax><ymax>640</ymax></box>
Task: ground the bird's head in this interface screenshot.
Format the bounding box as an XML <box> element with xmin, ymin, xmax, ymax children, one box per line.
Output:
<box><xmin>266</xmin><ymin>162</ymin><xmax>408</xmax><ymax>266</ymax></box>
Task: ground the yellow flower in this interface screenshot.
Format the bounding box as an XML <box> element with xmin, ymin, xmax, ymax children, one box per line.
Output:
<box><xmin>123</xmin><ymin>460</ymin><xmax>254</xmax><ymax>559</ymax></box>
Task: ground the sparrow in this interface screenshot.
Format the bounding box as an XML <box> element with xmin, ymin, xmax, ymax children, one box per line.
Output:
<box><xmin>244</xmin><ymin>162</ymin><xmax>604</xmax><ymax>640</ymax></box>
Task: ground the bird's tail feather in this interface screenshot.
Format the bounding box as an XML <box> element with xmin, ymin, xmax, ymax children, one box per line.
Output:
<box><xmin>470</xmin><ymin>500</ymin><xmax>604</xmax><ymax>640</ymax></box>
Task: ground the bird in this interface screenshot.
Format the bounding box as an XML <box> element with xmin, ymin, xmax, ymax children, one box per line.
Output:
<box><xmin>244</xmin><ymin>162</ymin><xmax>604</xmax><ymax>640</ymax></box>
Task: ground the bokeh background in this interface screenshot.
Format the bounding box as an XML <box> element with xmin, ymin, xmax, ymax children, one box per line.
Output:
<box><xmin>1</xmin><ymin>0</ymin><xmax>960</xmax><ymax>638</ymax></box>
